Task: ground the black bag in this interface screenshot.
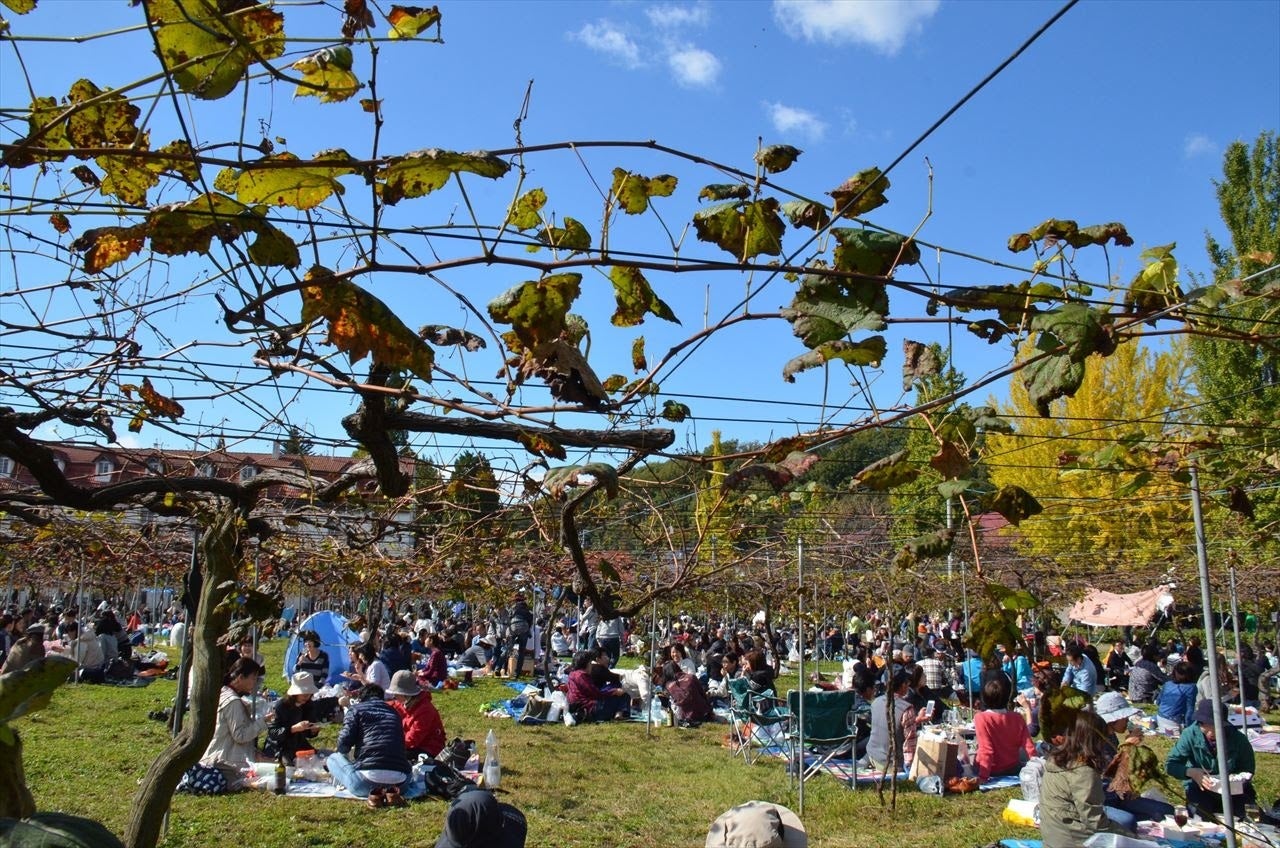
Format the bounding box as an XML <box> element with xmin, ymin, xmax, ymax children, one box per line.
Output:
<box><xmin>416</xmin><ymin>761</ymin><xmax>475</xmax><ymax>801</ymax></box>
<box><xmin>439</xmin><ymin>737</ymin><xmax>475</xmax><ymax>771</ymax></box>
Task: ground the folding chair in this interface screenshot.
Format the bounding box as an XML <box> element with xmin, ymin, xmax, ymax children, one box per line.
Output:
<box><xmin>741</xmin><ymin>689</ymin><xmax>791</xmax><ymax>764</ymax></box>
<box><xmin>786</xmin><ymin>689</ymin><xmax>857</xmax><ymax>788</ymax></box>
<box><xmin>726</xmin><ymin>677</ymin><xmax>754</xmax><ymax>761</ymax></box>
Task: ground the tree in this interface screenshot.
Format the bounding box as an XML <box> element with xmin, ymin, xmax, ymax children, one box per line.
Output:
<box><xmin>984</xmin><ymin>338</ymin><xmax>1194</xmax><ymax>589</ymax></box>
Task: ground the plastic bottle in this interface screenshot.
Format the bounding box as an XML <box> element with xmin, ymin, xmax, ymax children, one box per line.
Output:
<box><xmin>273</xmin><ymin>755</ymin><xmax>287</xmax><ymax>795</ymax></box>
<box><xmin>482</xmin><ymin>728</ymin><xmax>501</xmax><ymax>789</ymax></box>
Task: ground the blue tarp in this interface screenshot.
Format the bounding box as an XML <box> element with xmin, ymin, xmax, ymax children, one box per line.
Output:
<box><xmin>283</xmin><ymin>610</ymin><xmax>361</xmax><ymax>686</ymax></box>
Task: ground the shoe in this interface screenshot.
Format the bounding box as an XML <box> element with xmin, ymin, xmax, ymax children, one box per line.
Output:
<box><xmin>367</xmin><ymin>787</ymin><xmax>386</xmax><ymax>809</ymax></box>
<box><xmin>383</xmin><ymin>785</ymin><xmax>405</xmax><ymax>807</ymax></box>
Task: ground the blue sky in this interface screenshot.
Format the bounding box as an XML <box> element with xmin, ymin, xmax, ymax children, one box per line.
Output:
<box><xmin>2</xmin><ymin>0</ymin><xmax>1278</xmax><ymax>472</ymax></box>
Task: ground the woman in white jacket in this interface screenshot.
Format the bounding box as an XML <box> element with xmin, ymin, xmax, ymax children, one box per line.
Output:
<box><xmin>199</xmin><ymin>657</ymin><xmax>270</xmax><ymax>790</ymax></box>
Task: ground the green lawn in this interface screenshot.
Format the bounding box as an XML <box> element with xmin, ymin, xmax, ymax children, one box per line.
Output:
<box><xmin>13</xmin><ymin>639</ymin><xmax>1278</xmax><ymax>847</ymax></box>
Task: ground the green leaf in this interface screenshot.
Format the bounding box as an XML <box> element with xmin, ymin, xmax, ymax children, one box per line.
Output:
<box><xmin>544</xmin><ymin>462</ymin><xmax>618</xmax><ymax>499</ymax></box>
<box><xmin>692</xmin><ymin>199</ymin><xmax>785</xmax><ymax>260</ymax></box>
<box><xmin>828</xmin><ymin>166</ymin><xmax>889</xmax><ymax>218</ymax></box>
<box><xmin>832</xmin><ymin>228</ymin><xmax>920</xmax><ymax>276</ymax></box>
<box><xmin>661</xmin><ymin>400</ymin><xmax>690</xmax><ymax>422</ymax></box>
<box><xmin>755</xmin><ymin>144</ymin><xmax>802</xmax><ymax>173</ymax></box>
<box><xmin>536</xmin><ymin>217</ymin><xmax>591</xmax><ymax>254</ymax></box>
<box><xmin>723</xmin><ymin>452</ymin><xmax>818</xmax><ymax>492</ymax></box>
<box><xmin>1023</xmin><ymin>354</ymin><xmax>1085</xmax><ymax>417</ymax></box>
<box><xmin>902</xmin><ymin>339</ymin><xmax>940</xmax><ymax>390</ymax></box>
<box><xmin>146</xmin><ymin>0</ymin><xmax>285</xmax><ymax>101</ymax></box>
<box><xmin>631</xmin><ymin>336</ymin><xmax>647</xmax><ymax>371</ymax></box>
<box><xmin>699</xmin><ymin>183</ymin><xmax>750</xmax><ymax>202</ymax></box>
<box><xmin>780</xmin><ymin>200</ymin><xmax>830</xmax><ymax>231</ymax></box>
<box><xmin>984</xmin><ymin>484</ymin><xmax>1043</xmax><ymax>526</ymax></box>
<box><xmin>989</xmin><ymin>583</ymin><xmax>1041</xmax><ymax>612</ymax></box>
<box><xmin>609</xmin><ymin>266</ymin><xmax>678</xmax><ymax>327</ymax></box>
<box><xmin>292</xmin><ymin>46</ymin><xmax>362</xmax><ymax>103</ymax></box>
<box><xmin>0</xmin><ymin>655</ymin><xmax>78</xmax><ymax>724</ymax></box>
<box><xmin>387</xmin><ymin>4</ymin><xmax>441</xmax><ymax>39</ymax></box>
<box><xmin>782</xmin><ymin>337</ymin><xmax>885</xmax><ymax>382</ymax></box>
<box><xmin>217</xmin><ymin>151</ymin><xmax>356</xmax><ymax>210</ymax></box>
<box><xmin>65</xmin><ymin>78</ymin><xmax>141</xmax><ymax>148</ymax></box>
<box><xmin>146</xmin><ymin>192</ymin><xmax>251</xmax><ymax>256</ymax></box>
<box><xmin>1031</xmin><ymin>303</ymin><xmax>1117</xmax><ymax>362</ymax></box>
<box><xmin>610</xmin><ymin>168</ymin><xmax>677</xmax><ymax>214</ymax></box>
<box><xmin>852</xmin><ymin>450</ymin><xmax>919</xmax><ymax>491</ymax></box>
<box><xmin>378</xmin><ymin>148</ymin><xmax>509</xmax><ymax>205</ymax></box>
<box><xmin>507</xmin><ymin>188</ymin><xmax>547</xmax><ymax>230</ymax></box>
<box><xmin>487</xmin><ymin>273</ymin><xmax>582</xmax><ymax>352</ymax></box>
<box><xmin>894</xmin><ymin>529</ymin><xmax>954</xmax><ymax>569</ymax></box>
<box><xmin>300</xmin><ymin>266</ymin><xmax>435</xmax><ymax>382</ymax></box>
<box><xmin>246</xmin><ymin>221</ymin><xmax>301</xmax><ymax>268</ymax></box>
<box><xmin>1112</xmin><ymin>471</ymin><xmax>1154</xmax><ymax>499</ymax></box>
<box><xmin>781</xmin><ymin>272</ymin><xmax>888</xmax><ymax>347</ymax></box>
<box><xmin>1126</xmin><ymin>242</ymin><xmax>1182</xmax><ymax>313</ymax></box>
<box><xmin>936</xmin><ymin>479</ymin><xmax>972</xmax><ymax>500</ymax></box>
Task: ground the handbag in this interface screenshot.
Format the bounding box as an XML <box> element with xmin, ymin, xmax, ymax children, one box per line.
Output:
<box><xmin>178</xmin><ymin>763</ymin><xmax>228</xmax><ymax>796</ymax></box>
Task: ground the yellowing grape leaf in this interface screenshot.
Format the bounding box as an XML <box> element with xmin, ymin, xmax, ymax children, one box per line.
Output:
<box><xmin>65</xmin><ymin>78</ymin><xmax>140</xmax><ymax>148</ymax></box>
<box><xmin>1126</xmin><ymin>242</ymin><xmax>1182</xmax><ymax>313</ymax></box>
<box><xmin>755</xmin><ymin>144</ymin><xmax>802</xmax><ymax>174</ymax></box>
<box><xmin>70</xmin><ymin>225</ymin><xmax>147</xmax><ymax>274</ymax></box>
<box><xmin>343</xmin><ymin>0</ymin><xmax>375</xmax><ymax>38</ymax></box>
<box><xmin>609</xmin><ymin>266</ymin><xmax>678</xmax><ymax>327</ymax></box>
<box><xmin>544</xmin><ymin>462</ymin><xmax>619</xmax><ymax>499</ymax></box>
<box><xmin>8</xmin><ymin>95</ymin><xmax>71</xmax><ymax>167</ymax></box>
<box><xmin>631</xmin><ymin>337</ymin><xmax>647</xmax><ymax>371</ymax></box>
<box><xmin>536</xmin><ymin>217</ymin><xmax>591</xmax><ymax>253</ymax></box>
<box><xmin>140</xmin><ymin>376</ymin><xmax>185</xmax><ymax>419</ymax></box>
<box><xmin>780</xmin><ymin>199</ymin><xmax>830</xmax><ymax>231</ymax></box>
<box><xmin>852</xmin><ymin>450</ymin><xmax>918</xmax><ymax>491</ymax></box>
<box><xmin>902</xmin><ymin>339</ymin><xmax>940</xmax><ymax>390</ymax></box>
<box><xmin>507</xmin><ymin>188</ymin><xmax>547</xmax><ymax>230</ymax></box>
<box><xmin>692</xmin><ymin>198</ymin><xmax>784</xmax><ymax>260</ymax></box>
<box><xmin>1</xmin><ymin>0</ymin><xmax>37</xmax><ymax>14</ymax></box>
<box><xmin>610</xmin><ymin>168</ymin><xmax>677</xmax><ymax>215</ymax></box>
<box><xmin>515</xmin><ymin>430</ymin><xmax>566</xmax><ymax>460</ymax></box>
<box><xmin>699</xmin><ymin>183</ymin><xmax>750</xmax><ymax>202</ymax></box>
<box><xmin>662</xmin><ymin>400</ymin><xmax>690</xmax><ymax>421</ymax></box>
<box><xmin>49</xmin><ymin>213</ymin><xmax>70</xmax><ymax>234</ymax></box>
<box><xmin>146</xmin><ymin>0</ymin><xmax>285</xmax><ymax>101</ymax></box>
<box><xmin>782</xmin><ymin>337</ymin><xmax>886</xmax><ymax>382</ymax></box>
<box><xmin>828</xmin><ymin>166</ymin><xmax>889</xmax><ymax>219</ymax></box>
<box><xmin>97</xmin><ymin>139</ymin><xmax>199</xmax><ymax>206</ymax></box>
<box><xmin>387</xmin><ymin>4</ymin><xmax>441</xmax><ymax>39</ymax></box>
<box><xmin>378</xmin><ymin>148</ymin><xmax>509</xmax><ymax>205</ymax></box>
<box><xmin>300</xmin><ymin>266</ymin><xmax>435</xmax><ymax>382</ymax></box>
<box><xmin>487</xmin><ymin>273</ymin><xmax>582</xmax><ymax>352</ymax></box>
<box><xmin>147</xmin><ymin>192</ymin><xmax>252</xmax><ymax>256</ymax></box>
<box><xmin>216</xmin><ymin>150</ymin><xmax>356</xmax><ymax>210</ymax></box>
<box><xmin>292</xmin><ymin>46</ymin><xmax>362</xmax><ymax>103</ymax></box>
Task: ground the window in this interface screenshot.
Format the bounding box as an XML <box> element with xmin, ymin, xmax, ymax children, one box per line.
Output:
<box><xmin>94</xmin><ymin>459</ymin><xmax>114</xmax><ymax>482</ymax></box>
<box><xmin>146</xmin><ymin>457</ymin><xmax>164</xmax><ymax>475</ymax></box>
<box><xmin>53</xmin><ymin>457</ymin><xmax>65</xmax><ymax>472</ymax></box>
<box><xmin>0</xmin><ymin>456</ymin><xmax>13</xmax><ymax>478</ymax></box>
<box><xmin>198</xmin><ymin>463</ymin><xmax>216</xmax><ymax>478</ymax></box>
<box><xmin>239</xmin><ymin>465</ymin><xmax>257</xmax><ymax>482</ymax></box>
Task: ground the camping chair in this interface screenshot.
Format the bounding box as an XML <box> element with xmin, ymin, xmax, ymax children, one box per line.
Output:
<box><xmin>741</xmin><ymin>689</ymin><xmax>791</xmax><ymax>765</ymax></box>
<box><xmin>786</xmin><ymin>689</ymin><xmax>857</xmax><ymax>788</ymax></box>
<box><xmin>726</xmin><ymin>677</ymin><xmax>754</xmax><ymax>761</ymax></box>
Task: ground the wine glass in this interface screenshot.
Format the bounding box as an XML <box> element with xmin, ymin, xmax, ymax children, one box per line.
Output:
<box><xmin>1173</xmin><ymin>805</ymin><xmax>1189</xmax><ymax>828</ymax></box>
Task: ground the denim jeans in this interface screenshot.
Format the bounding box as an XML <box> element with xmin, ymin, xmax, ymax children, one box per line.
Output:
<box><xmin>1104</xmin><ymin>792</ymin><xmax>1174</xmax><ymax>832</ymax></box>
<box><xmin>325</xmin><ymin>753</ymin><xmax>413</xmax><ymax>797</ymax></box>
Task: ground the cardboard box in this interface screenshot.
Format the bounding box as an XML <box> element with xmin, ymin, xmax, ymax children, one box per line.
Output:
<box><xmin>910</xmin><ymin>734</ymin><xmax>959</xmax><ymax>781</ymax></box>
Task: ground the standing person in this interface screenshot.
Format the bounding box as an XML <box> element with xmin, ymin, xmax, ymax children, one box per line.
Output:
<box><xmin>595</xmin><ymin>614</ymin><xmax>624</xmax><ymax>667</ymax></box>
<box><xmin>1165</xmin><ymin>699</ymin><xmax>1257</xmax><ymax>819</ymax></box>
<box><xmin>1038</xmin><ymin>711</ymin><xmax>1127</xmax><ymax>848</ymax></box>
<box><xmin>506</xmin><ymin>593</ymin><xmax>534</xmax><ymax>680</ymax></box>
<box><xmin>387</xmin><ymin>670</ymin><xmax>446</xmax><ymax>759</ymax></box>
<box><xmin>198</xmin><ymin>658</ymin><xmax>270</xmax><ymax>791</ymax></box>
<box><xmin>326</xmin><ymin>683</ymin><xmax>413</xmax><ymax>808</ymax></box>
<box><xmin>578</xmin><ymin>598</ymin><xmax>599</xmax><ymax>653</ymax></box>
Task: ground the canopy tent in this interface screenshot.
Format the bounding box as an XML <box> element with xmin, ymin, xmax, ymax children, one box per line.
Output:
<box><xmin>1067</xmin><ymin>584</ymin><xmax>1174</xmax><ymax>628</ymax></box>
<box><xmin>282</xmin><ymin>610</ymin><xmax>361</xmax><ymax>686</ymax></box>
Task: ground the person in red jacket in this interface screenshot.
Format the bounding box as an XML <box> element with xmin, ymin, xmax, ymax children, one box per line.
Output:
<box><xmin>387</xmin><ymin>670</ymin><xmax>446</xmax><ymax>759</ymax></box>
<box><xmin>973</xmin><ymin>675</ymin><xmax>1037</xmax><ymax>782</ymax></box>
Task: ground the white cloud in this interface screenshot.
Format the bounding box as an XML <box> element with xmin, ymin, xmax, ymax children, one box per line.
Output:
<box><xmin>668</xmin><ymin>46</ymin><xmax>721</xmax><ymax>88</ymax></box>
<box><xmin>766</xmin><ymin>101</ymin><xmax>827</xmax><ymax>141</ymax></box>
<box><xmin>646</xmin><ymin>3</ymin><xmax>710</xmax><ymax>29</ymax></box>
<box><xmin>772</xmin><ymin>0</ymin><xmax>940</xmax><ymax>56</ymax></box>
<box><xmin>1183</xmin><ymin>133</ymin><xmax>1218</xmax><ymax>159</ymax></box>
<box><xmin>572</xmin><ymin>21</ymin><xmax>643</xmax><ymax>68</ymax></box>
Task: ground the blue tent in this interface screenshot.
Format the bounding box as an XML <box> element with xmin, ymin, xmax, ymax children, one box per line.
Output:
<box><xmin>283</xmin><ymin>610</ymin><xmax>361</xmax><ymax>686</ymax></box>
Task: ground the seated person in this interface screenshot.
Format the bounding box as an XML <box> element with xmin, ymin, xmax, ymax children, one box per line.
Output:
<box><xmin>433</xmin><ymin>787</ymin><xmax>526</xmax><ymax>848</ymax></box>
<box><xmin>420</xmin><ymin>634</ymin><xmax>449</xmax><ymax>686</ymax></box>
<box><xmin>1155</xmin><ymin>661</ymin><xmax>1198</xmax><ymax>734</ymax></box>
<box><xmin>1104</xmin><ymin>640</ymin><xmax>1133</xmax><ymax>691</ymax></box>
<box><xmin>1040</xmin><ymin>711</ymin><xmax>1127</xmax><ymax>848</ymax></box>
<box><xmin>1062</xmin><ymin>643</ymin><xmax>1098</xmax><ymax>697</ymax></box>
<box><xmin>266</xmin><ymin>672</ymin><xmax>322</xmax><ymax>764</ymax></box>
<box><xmin>344</xmin><ymin>642</ymin><xmax>391</xmax><ymax>690</ymax></box>
<box><xmin>1126</xmin><ymin>643</ymin><xmax>1167</xmax><ymax>704</ymax></box>
<box><xmin>550</xmin><ymin>624</ymin><xmax>573</xmax><ymax>658</ymax></box>
<box><xmin>972</xmin><ymin>676</ymin><xmax>1035</xmax><ymax>782</ymax></box>
<box><xmin>326</xmin><ymin>683</ymin><xmax>414</xmax><ymax>807</ymax></box>
<box><xmin>199</xmin><ymin>657</ymin><xmax>270</xmax><ymax>791</ymax></box>
<box><xmin>51</xmin><ymin>621</ymin><xmax>104</xmax><ymax>683</ymax></box>
<box><xmin>661</xmin><ymin>662</ymin><xmax>713</xmax><ymax>726</ymax></box>
<box><xmin>387</xmin><ymin>670</ymin><xmax>446</xmax><ymax>759</ymax></box>
<box><xmin>955</xmin><ymin>649</ymin><xmax>984</xmax><ymax>705</ymax></box>
<box><xmin>1094</xmin><ymin>691</ymin><xmax>1174</xmax><ymax>830</ymax></box>
<box><xmin>293</xmin><ymin>630</ymin><xmax>330</xmax><ymax>688</ymax></box>
<box><xmin>741</xmin><ymin>649</ymin><xmax>775</xmax><ymax>696</ymax></box>
<box><xmin>455</xmin><ymin>636</ymin><xmax>494</xmax><ymax>673</ymax></box>
<box><xmin>565</xmin><ymin>650</ymin><xmax>629</xmax><ymax>722</ymax></box>
<box><xmin>666</xmin><ymin>643</ymin><xmax>697</xmax><ymax>677</ymax></box>
<box><xmin>1165</xmin><ymin>698</ymin><xmax>1256</xmax><ymax>819</ymax></box>
<box><xmin>865</xmin><ymin>669</ymin><xmax>919</xmax><ymax>772</ymax></box>
<box><xmin>589</xmin><ymin>647</ymin><xmax>623</xmax><ymax>690</ymax></box>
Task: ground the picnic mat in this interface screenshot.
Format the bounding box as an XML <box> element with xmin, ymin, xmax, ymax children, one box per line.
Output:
<box><xmin>979</xmin><ymin>774</ymin><xmax>1021</xmax><ymax>791</ymax></box>
<box><xmin>1248</xmin><ymin>730</ymin><xmax>1280</xmax><ymax>754</ymax></box>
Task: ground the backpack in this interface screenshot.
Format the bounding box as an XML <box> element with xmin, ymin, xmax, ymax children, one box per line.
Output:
<box><xmin>415</xmin><ymin>760</ymin><xmax>475</xmax><ymax>801</ymax></box>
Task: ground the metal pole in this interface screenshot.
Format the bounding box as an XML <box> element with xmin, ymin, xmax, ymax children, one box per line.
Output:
<box><xmin>796</xmin><ymin>537</ymin><xmax>805</xmax><ymax>816</ymax></box>
<box><xmin>1227</xmin><ymin>563</ymin><xmax>1245</xmax><ymax>718</ymax></box>
<box><xmin>1189</xmin><ymin>462</ymin><xmax>1237</xmax><ymax>846</ymax></box>
<box><xmin>647</xmin><ymin>563</ymin><xmax>658</xmax><ymax>738</ymax></box>
<box><xmin>945</xmin><ymin>497</ymin><xmax>954</xmax><ymax>581</ymax></box>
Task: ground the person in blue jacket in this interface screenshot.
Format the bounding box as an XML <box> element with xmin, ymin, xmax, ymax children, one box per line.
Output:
<box><xmin>326</xmin><ymin>683</ymin><xmax>414</xmax><ymax>807</ymax></box>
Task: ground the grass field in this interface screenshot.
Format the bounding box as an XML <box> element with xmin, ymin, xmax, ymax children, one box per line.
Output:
<box><xmin>13</xmin><ymin>638</ymin><xmax>1278</xmax><ymax>848</ymax></box>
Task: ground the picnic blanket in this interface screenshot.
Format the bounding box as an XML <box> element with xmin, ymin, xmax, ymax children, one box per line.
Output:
<box><xmin>1248</xmin><ymin>730</ymin><xmax>1280</xmax><ymax>754</ymax></box>
<box><xmin>979</xmin><ymin>774</ymin><xmax>1021</xmax><ymax>791</ymax></box>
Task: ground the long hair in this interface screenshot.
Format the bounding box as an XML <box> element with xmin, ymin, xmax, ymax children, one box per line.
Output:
<box><xmin>1051</xmin><ymin>710</ymin><xmax>1111</xmax><ymax>771</ymax></box>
